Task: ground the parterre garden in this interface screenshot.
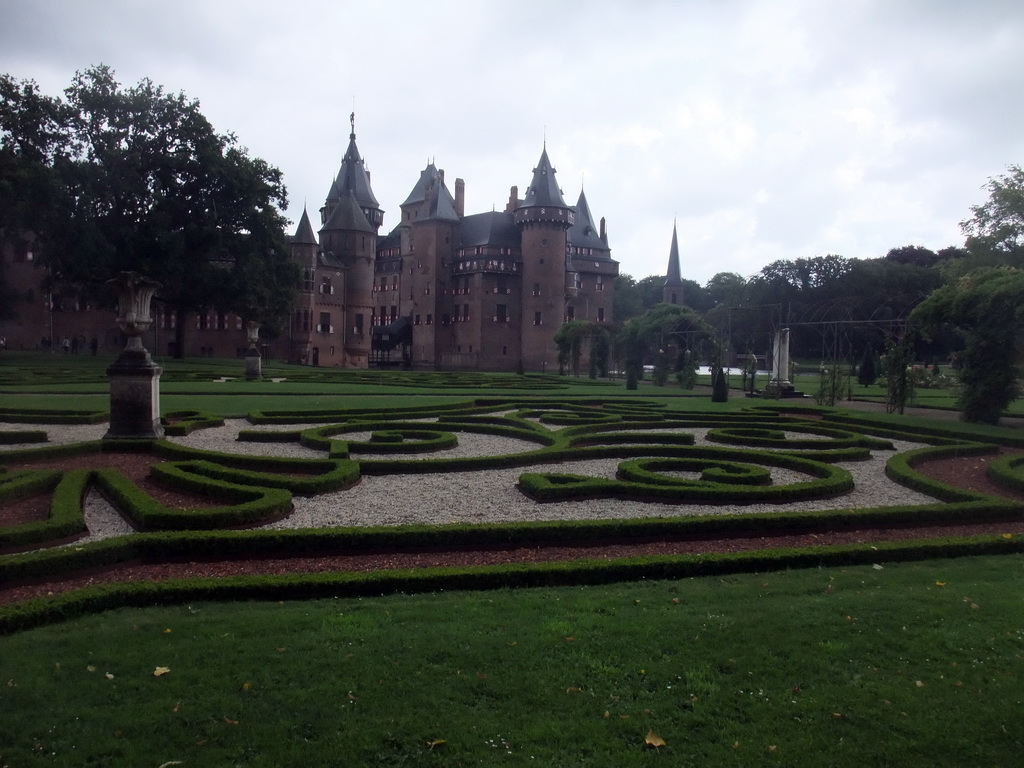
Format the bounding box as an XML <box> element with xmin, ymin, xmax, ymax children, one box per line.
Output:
<box><xmin>1</xmin><ymin>358</ymin><xmax>1023</xmax><ymax>765</ymax></box>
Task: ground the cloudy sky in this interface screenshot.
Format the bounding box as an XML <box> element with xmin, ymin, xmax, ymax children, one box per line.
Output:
<box><xmin>2</xmin><ymin>0</ymin><xmax>1023</xmax><ymax>284</ymax></box>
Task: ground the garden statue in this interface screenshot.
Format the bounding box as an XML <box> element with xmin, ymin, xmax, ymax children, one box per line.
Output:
<box><xmin>104</xmin><ymin>271</ymin><xmax>164</xmax><ymax>439</ymax></box>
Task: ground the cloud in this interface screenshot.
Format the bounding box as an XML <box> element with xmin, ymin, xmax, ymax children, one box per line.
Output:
<box><xmin>3</xmin><ymin>0</ymin><xmax>1023</xmax><ymax>286</ymax></box>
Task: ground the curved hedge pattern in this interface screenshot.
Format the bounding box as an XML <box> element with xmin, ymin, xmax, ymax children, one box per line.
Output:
<box><xmin>3</xmin><ymin>396</ymin><xmax>1024</xmax><ymax>631</ymax></box>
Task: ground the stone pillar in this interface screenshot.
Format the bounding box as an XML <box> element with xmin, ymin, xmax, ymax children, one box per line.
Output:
<box><xmin>104</xmin><ymin>272</ymin><xmax>164</xmax><ymax>440</ymax></box>
<box><xmin>771</xmin><ymin>328</ymin><xmax>793</xmax><ymax>387</ymax></box>
<box><xmin>244</xmin><ymin>321</ymin><xmax>262</xmax><ymax>381</ymax></box>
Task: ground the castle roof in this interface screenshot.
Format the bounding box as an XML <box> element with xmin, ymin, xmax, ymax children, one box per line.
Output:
<box><xmin>568</xmin><ymin>189</ymin><xmax>608</xmax><ymax>252</ymax></box>
<box><xmin>459</xmin><ymin>211</ymin><xmax>519</xmax><ymax>249</ymax></box>
<box><xmin>292</xmin><ymin>207</ymin><xmax>318</xmax><ymax>245</ymax></box>
<box><xmin>664</xmin><ymin>221</ymin><xmax>683</xmax><ymax>287</ymax></box>
<box><xmin>520</xmin><ymin>146</ymin><xmax>568</xmax><ymax>209</ymax></box>
<box><xmin>326</xmin><ymin>115</ymin><xmax>380</xmax><ymax>212</ymax></box>
<box><xmin>401</xmin><ymin>163</ymin><xmax>460</xmax><ymax>222</ymax></box>
<box><xmin>321</xmin><ymin>190</ymin><xmax>374</xmax><ymax>234</ymax></box>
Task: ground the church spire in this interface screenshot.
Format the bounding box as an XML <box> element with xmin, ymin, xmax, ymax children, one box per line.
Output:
<box><xmin>663</xmin><ymin>220</ymin><xmax>683</xmax><ymax>305</ymax></box>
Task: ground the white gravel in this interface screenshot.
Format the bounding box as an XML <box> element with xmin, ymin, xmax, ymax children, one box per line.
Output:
<box><xmin>3</xmin><ymin>420</ymin><xmax>942</xmax><ymax>540</ymax></box>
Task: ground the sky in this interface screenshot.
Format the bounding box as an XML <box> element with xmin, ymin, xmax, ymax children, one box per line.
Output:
<box><xmin>2</xmin><ymin>0</ymin><xmax>1023</xmax><ymax>284</ymax></box>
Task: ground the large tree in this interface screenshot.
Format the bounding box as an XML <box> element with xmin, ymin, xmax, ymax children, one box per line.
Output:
<box><xmin>0</xmin><ymin>66</ymin><xmax>297</xmax><ymax>356</ymax></box>
<box><xmin>912</xmin><ymin>266</ymin><xmax>1024</xmax><ymax>423</ymax></box>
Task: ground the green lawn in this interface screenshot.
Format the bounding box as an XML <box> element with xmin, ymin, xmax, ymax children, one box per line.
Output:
<box><xmin>2</xmin><ymin>556</ymin><xmax>1021</xmax><ymax>766</ymax></box>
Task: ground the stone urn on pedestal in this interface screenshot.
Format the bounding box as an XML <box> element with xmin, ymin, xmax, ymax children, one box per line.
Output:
<box><xmin>244</xmin><ymin>321</ymin><xmax>262</xmax><ymax>381</ymax></box>
<box><xmin>104</xmin><ymin>272</ymin><xmax>164</xmax><ymax>440</ymax></box>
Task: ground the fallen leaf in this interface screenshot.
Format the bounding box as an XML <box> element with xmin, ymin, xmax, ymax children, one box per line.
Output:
<box><xmin>86</xmin><ymin>665</ymin><xmax>96</xmax><ymax>673</ymax></box>
<box><xmin>872</xmin><ymin>564</ymin><xmax>883</xmax><ymax>570</ymax></box>
<box><xmin>915</xmin><ymin>680</ymin><xmax>925</xmax><ymax>687</ymax></box>
<box><xmin>671</xmin><ymin>598</ymin><xmax>681</xmax><ymax>604</ymax></box>
<box><xmin>241</xmin><ymin>682</ymin><xmax>253</xmax><ymax>692</ymax></box>
<box><xmin>426</xmin><ymin>739</ymin><xmax>446</xmax><ymax>750</ymax></box>
<box><xmin>347</xmin><ymin>692</ymin><xmax>357</xmax><ymax>701</ymax></box>
<box><xmin>153</xmin><ymin>667</ymin><xmax>171</xmax><ymax>677</ymax></box>
<box><xmin>645</xmin><ymin>731</ymin><xmax>666</xmax><ymax>748</ymax></box>
<box><xmin>163</xmin><ymin>629</ymin><xmax>172</xmax><ymax>634</ymax></box>
<box><xmin>603</xmin><ymin>711</ymin><xmax>610</xmax><ymax>718</ymax></box>
<box><xmin>105</xmin><ymin>673</ymin><xmax>114</xmax><ymax>680</ymax></box>
<box><xmin>172</xmin><ymin>701</ymin><xmax>180</xmax><ymax>713</ymax></box>
<box><xmin>276</xmin><ymin>647</ymin><xmax>287</xmax><ymax>653</ymax></box>
<box><xmin>1002</xmin><ymin>533</ymin><xmax>1013</xmax><ymax>539</ymax></box>
<box><xmin>831</xmin><ymin>712</ymin><xmax>842</xmax><ymax>719</ymax></box>
<box><xmin>223</xmin><ymin>716</ymin><xmax>238</xmax><ymax>725</ymax></box>
<box><xmin>935</xmin><ymin>581</ymin><xmax>947</xmax><ymax>587</ymax></box>
<box><xmin>733</xmin><ymin>741</ymin><xmax>740</xmax><ymax>749</ymax></box>
<box><xmin>157</xmin><ymin>762</ymin><xmax>183</xmax><ymax>768</ymax></box>
<box><xmin>769</xmin><ymin>745</ymin><xmax>778</xmax><ymax>752</ymax></box>
<box><xmin>566</xmin><ymin>687</ymin><xmax>583</xmax><ymax>693</ymax></box>
<box><xmin>565</xmin><ymin>637</ymin><xmax>575</xmax><ymax>642</ymax></box>
<box><xmin>476</xmin><ymin>672</ymin><xmax>487</xmax><ymax>679</ymax></box>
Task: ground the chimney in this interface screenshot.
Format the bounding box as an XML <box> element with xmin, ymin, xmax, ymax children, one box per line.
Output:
<box><xmin>599</xmin><ymin>216</ymin><xmax>607</xmax><ymax>243</ymax></box>
<box><xmin>455</xmin><ymin>178</ymin><xmax>465</xmax><ymax>218</ymax></box>
<box><xmin>439</xmin><ymin>168</ymin><xmax>445</xmax><ymax>184</ymax></box>
<box><xmin>505</xmin><ymin>185</ymin><xmax>518</xmax><ymax>214</ymax></box>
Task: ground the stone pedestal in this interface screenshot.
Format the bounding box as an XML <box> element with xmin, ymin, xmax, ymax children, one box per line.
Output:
<box><xmin>244</xmin><ymin>322</ymin><xmax>262</xmax><ymax>381</ymax></box>
<box><xmin>105</xmin><ymin>348</ymin><xmax>164</xmax><ymax>439</ymax></box>
<box><xmin>103</xmin><ymin>271</ymin><xmax>164</xmax><ymax>441</ymax></box>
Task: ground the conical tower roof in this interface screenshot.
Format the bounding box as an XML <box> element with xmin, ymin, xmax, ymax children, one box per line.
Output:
<box><xmin>292</xmin><ymin>206</ymin><xmax>318</xmax><ymax>245</ymax></box>
<box><xmin>326</xmin><ymin>113</ymin><xmax>380</xmax><ymax>211</ymax></box>
<box><xmin>569</xmin><ymin>188</ymin><xmax>607</xmax><ymax>251</ymax></box>
<box><xmin>664</xmin><ymin>221</ymin><xmax>683</xmax><ymax>287</ymax></box>
<box><xmin>520</xmin><ymin>146</ymin><xmax>568</xmax><ymax>209</ymax></box>
<box><xmin>321</xmin><ymin>190</ymin><xmax>374</xmax><ymax>234</ymax></box>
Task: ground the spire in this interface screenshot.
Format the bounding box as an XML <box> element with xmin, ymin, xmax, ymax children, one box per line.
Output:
<box><xmin>326</xmin><ymin>113</ymin><xmax>380</xmax><ymax>210</ymax></box>
<box><xmin>665</xmin><ymin>221</ymin><xmax>682</xmax><ymax>286</ymax></box>
<box><xmin>663</xmin><ymin>221</ymin><xmax>683</xmax><ymax>305</ymax></box>
<box><xmin>520</xmin><ymin>146</ymin><xmax>568</xmax><ymax>209</ymax></box>
<box><xmin>293</xmin><ymin>206</ymin><xmax>318</xmax><ymax>245</ymax></box>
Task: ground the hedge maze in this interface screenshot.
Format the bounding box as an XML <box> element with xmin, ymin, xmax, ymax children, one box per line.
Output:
<box><xmin>2</xmin><ymin>398</ymin><xmax>1024</xmax><ymax>631</ymax></box>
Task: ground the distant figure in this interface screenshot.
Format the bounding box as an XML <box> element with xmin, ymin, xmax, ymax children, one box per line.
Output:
<box><xmin>61</xmin><ymin>337</ymin><xmax>70</xmax><ymax>354</ymax></box>
<box><xmin>90</xmin><ymin>336</ymin><xmax>99</xmax><ymax>356</ymax></box>
<box><xmin>71</xmin><ymin>336</ymin><xmax>79</xmax><ymax>354</ymax></box>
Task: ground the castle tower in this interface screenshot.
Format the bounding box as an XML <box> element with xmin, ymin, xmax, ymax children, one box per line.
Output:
<box><xmin>289</xmin><ymin>207</ymin><xmax>319</xmax><ymax>364</ymax></box>
<box><xmin>516</xmin><ymin>146</ymin><xmax>574</xmax><ymax>371</ymax></box>
<box><xmin>316</xmin><ymin>114</ymin><xmax>381</xmax><ymax>367</ymax></box>
<box><xmin>663</xmin><ymin>221</ymin><xmax>683</xmax><ymax>305</ymax></box>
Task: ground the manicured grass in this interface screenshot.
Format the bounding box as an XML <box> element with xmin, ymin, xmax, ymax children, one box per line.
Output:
<box><xmin>1</xmin><ymin>556</ymin><xmax>1022</xmax><ymax>766</ymax></box>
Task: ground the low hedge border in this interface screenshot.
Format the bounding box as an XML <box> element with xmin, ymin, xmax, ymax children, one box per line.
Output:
<box><xmin>705</xmin><ymin>424</ymin><xmax>894</xmax><ymax>451</ymax></box>
<box><xmin>520</xmin><ymin>448</ymin><xmax>852</xmax><ymax>504</ymax></box>
<box><xmin>162</xmin><ymin>410</ymin><xmax>225</xmax><ymax>436</ymax></box>
<box><xmin>885</xmin><ymin>442</ymin><xmax>999</xmax><ymax>502</ymax></box>
<box><xmin>2</xmin><ymin>534</ymin><xmax>1021</xmax><ymax>635</ymax></box>
<box><xmin>2</xmin><ymin>493</ymin><xmax>1020</xmax><ymax>587</ymax></box>
<box><xmin>0</xmin><ymin>469</ymin><xmax>76</xmax><ymax>549</ymax></box>
<box><xmin>348</xmin><ymin>429</ymin><xmax>458</xmax><ymax>454</ymax></box>
<box><xmin>986</xmin><ymin>453</ymin><xmax>1024</xmax><ymax>494</ymax></box>
<box><xmin>98</xmin><ymin>466</ymin><xmax>293</xmax><ymax>530</ymax></box>
<box><xmin>164</xmin><ymin>458</ymin><xmax>360</xmax><ymax>496</ymax></box>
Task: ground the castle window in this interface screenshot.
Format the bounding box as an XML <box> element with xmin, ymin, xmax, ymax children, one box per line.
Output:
<box><xmin>597</xmin><ymin>307</ymin><xmax>605</xmax><ymax>322</ymax></box>
<box><xmin>533</xmin><ymin>283</ymin><xmax>540</xmax><ymax>297</ymax></box>
<box><xmin>354</xmin><ymin>314</ymin><xmax>364</xmax><ymax>334</ymax></box>
<box><xmin>495</xmin><ymin>304</ymin><xmax>508</xmax><ymax>323</ymax></box>
<box><xmin>426</xmin><ymin>314</ymin><xmax>433</xmax><ymax>325</ymax></box>
<box><xmin>302</xmin><ymin>269</ymin><xmax>314</xmax><ymax>292</ymax></box>
<box><xmin>534</xmin><ymin>311</ymin><xmax>542</xmax><ymax>326</ymax></box>
<box><xmin>442</xmin><ymin>313</ymin><xmax>450</xmax><ymax>326</ymax></box>
<box><xmin>414</xmin><ymin>314</ymin><xmax>421</xmax><ymax>326</ymax></box>
<box><xmin>596</xmin><ymin>275</ymin><xmax>604</xmax><ymax>291</ymax></box>
<box><xmin>566</xmin><ymin>306</ymin><xmax>575</xmax><ymax>322</ymax></box>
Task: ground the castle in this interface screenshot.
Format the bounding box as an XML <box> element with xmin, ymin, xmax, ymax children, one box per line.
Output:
<box><xmin>288</xmin><ymin>118</ymin><xmax>618</xmax><ymax>371</ymax></box>
<box><xmin>0</xmin><ymin>119</ymin><xmax>618</xmax><ymax>370</ymax></box>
